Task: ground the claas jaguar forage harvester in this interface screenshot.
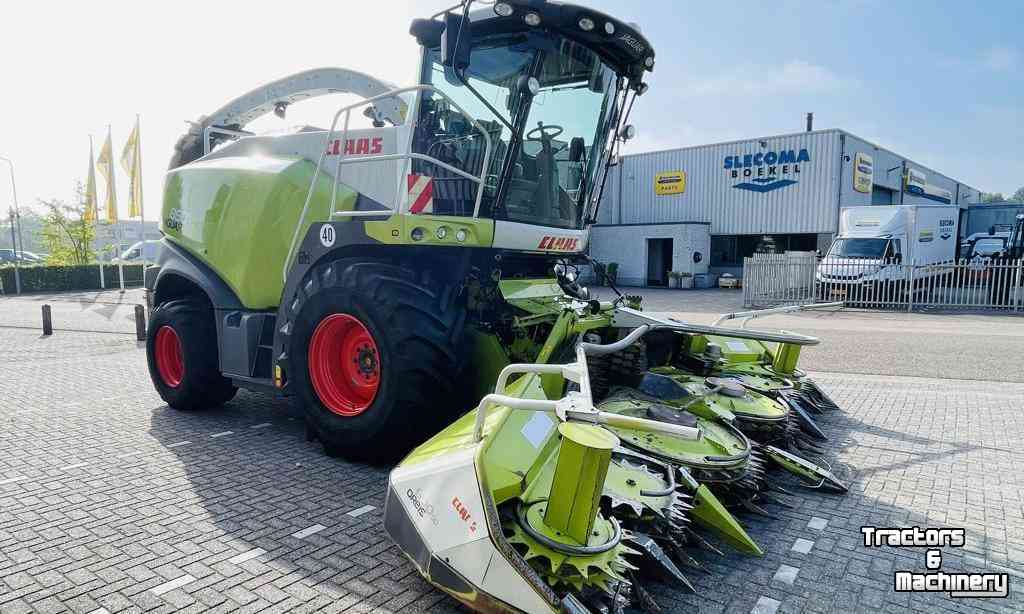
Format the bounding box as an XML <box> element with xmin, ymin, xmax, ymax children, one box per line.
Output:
<box><xmin>141</xmin><ymin>1</ymin><xmax>848</xmax><ymax>611</ymax></box>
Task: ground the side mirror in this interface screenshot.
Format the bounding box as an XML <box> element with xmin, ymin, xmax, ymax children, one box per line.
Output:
<box><xmin>569</xmin><ymin>137</ymin><xmax>585</xmax><ymax>163</ymax></box>
<box><xmin>441</xmin><ymin>13</ymin><xmax>472</xmax><ymax>70</ymax></box>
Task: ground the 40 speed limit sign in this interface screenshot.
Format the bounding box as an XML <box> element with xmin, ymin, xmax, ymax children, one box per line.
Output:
<box><xmin>319</xmin><ymin>225</ymin><xmax>336</xmax><ymax>248</ymax></box>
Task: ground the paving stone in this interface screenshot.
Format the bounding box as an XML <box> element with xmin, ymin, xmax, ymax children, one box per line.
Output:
<box><xmin>772</xmin><ymin>564</ymin><xmax>799</xmax><ymax>586</ymax></box>
<box><xmin>3</xmin><ymin>292</ymin><xmax>1024</xmax><ymax>613</ymax></box>
<box><xmin>791</xmin><ymin>539</ymin><xmax>815</xmax><ymax>554</ymax></box>
<box><xmin>751</xmin><ymin>596</ymin><xmax>781</xmax><ymax>614</ymax></box>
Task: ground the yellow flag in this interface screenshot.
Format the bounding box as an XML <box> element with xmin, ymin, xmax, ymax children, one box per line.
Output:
<box><xmin>120</xmin><ymin>118</ymin><xmax>143</xmax><ymax>218</ymax></box>
<box><xmin>96</xmin><ymin>130</ymin><xmax>118</xmax><ymax>223</ymax></box>
<box><xmin>84</xmin><ymin>142</ymin><xmax>98</xmax><ymax>223</ymax></box>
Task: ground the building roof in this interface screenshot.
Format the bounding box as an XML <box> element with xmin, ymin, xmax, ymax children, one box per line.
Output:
<box><xmin>622</xmin><ymin>127</ymin><xmax>981</xmax><ymax>195</ymax></box>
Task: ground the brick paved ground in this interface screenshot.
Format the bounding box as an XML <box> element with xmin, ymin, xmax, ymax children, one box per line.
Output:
<box><xmin>1</xmin><ymin>293</ymin><xmax>1023</xmax><ymax>613</ymax></box>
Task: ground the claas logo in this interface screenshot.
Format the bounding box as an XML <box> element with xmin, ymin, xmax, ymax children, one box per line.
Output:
<box><xmin>325</xmin><ymin>137</ymin><xmax>383</xmax><ymax>156</ymax></box>
<box><xmin>538</xmin><ymin>236</ymin><xmax>580</xmax><ymax>251</ymax></box>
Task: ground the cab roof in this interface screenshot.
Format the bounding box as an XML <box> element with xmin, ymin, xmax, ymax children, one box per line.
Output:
<box><xmin>410</xmin><ymin>1</ymin><xmax>654</xmax><ymax>88</ymax></box>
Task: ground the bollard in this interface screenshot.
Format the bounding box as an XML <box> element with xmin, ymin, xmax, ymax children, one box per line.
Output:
<box><xmin>134</xmin><ymin>304</ymin><xmax>147</xmax><ymax>341</ymax></box>
<box><xmin>41</xmin><ymin>304</ymin><xmax>52</xmax><ymax>336</ymax></box>
<box><xmin>118</xmin><ymin>263</ymin><xmax>126</xmax><ymax>293</ymax></box>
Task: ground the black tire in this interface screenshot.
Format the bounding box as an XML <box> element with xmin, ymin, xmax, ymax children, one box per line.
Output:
<box><xmin>284</xmin><ymin>260</ymin><xmax>466</xmax><ymax>462</ymax></box>
<box><xmin>146</xmin><ymin>298</ymin><xmax>237</xmax><ymax>410</ymax></box>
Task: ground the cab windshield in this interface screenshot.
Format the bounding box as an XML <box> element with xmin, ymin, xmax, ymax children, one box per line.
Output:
<box><xmin>828</xmin><ymin>238</ymin><xmax>890</xmax><ymax>259</ymax></box>
<box><xmin>415</xmin><ymin>32</ymin><xmax>620</xmax><ymax>229</ymax></box>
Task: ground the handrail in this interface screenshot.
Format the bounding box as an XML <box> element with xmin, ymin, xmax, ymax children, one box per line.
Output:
<box><xmin>282</xmin><ymin>84</ymin><xmax>493</xmax><ymax>283</ymax></box>
<box><xmin>471</xmin><ymin>339</ymin><xmax>702</xmax><ymax>444</ymax></box>
<box><xmin>611</xmin><ymin>307</ymin><xmax>822</xmax><ymax>346</ymax></box>
<box><xmin>712</xmin><ymin>302</ymin><xmax>844</xmax><ymax>327</ymax></box>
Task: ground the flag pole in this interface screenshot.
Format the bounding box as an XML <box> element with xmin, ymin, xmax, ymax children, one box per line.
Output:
<box><xmin>91</xmin><ymin>134</ymin><xmax>105</xmax><ymax>290</ymax></box>
<box><xmin>136</xmin><ymin>114</ymin><xmax>144</xmax><ymax>245</ymax></box>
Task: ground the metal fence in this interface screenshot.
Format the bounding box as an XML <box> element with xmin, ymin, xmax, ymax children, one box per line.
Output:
<box><xmin>743</xmin><ymin>252</ymin><xmax>1024</xmax><ymax>312</ymax></box>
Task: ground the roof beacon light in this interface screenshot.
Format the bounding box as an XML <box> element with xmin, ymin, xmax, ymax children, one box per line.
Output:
<box><xmin>493</xmin><ymin>2</ymin><xmax>514</xmax><ymax>17</ymax></box>
<box><xmin>524</xmin><ymin>12</ymin><xmax>541</xmax><ymax>26</ymax></box>
<box><xmin>578</xmin><ymin>17</ymin><xmax>595</xmax><ymax>31</ymax></box>
<box><xmin>604</xmin><ymin>22</ymin><xmax>616</xmax><ymax>35</ymax></box>
<box><xmin>645</xmin><ymin>57</ymin><xmax>655</xmax><ymax>69</ymax></box>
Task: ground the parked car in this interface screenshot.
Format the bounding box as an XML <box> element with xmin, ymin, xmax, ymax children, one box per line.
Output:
<box><xmin>961</xmin><ymin>231</ymin><xmax>1009</xmax><ymax>260</ymax></box>
<box><xmin>117</xmin><ymin>241</ymin><xmax>162</xmax><ymax>263</ymax></box>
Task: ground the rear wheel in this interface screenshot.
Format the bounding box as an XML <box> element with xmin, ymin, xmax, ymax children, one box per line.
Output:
<box><xmin>146</xmin><ymin>298</ymin><xmax>237</xmax><ymax>410</ymax></box>
<box><xmin>286</xmin><ymin>260</ymin><xmax>466</xmax><ymax>461</ymax></box>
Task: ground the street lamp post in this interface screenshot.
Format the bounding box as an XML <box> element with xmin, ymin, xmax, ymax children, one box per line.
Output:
<box><xmin>0</xmin><ymin>156</ymin><xmax>24</xmax><ymax>258</ymax></box>
<box><xmin>7</xmin><ymin>209</ymin><xmax>20</xmax><ymax>294</ymax></box>
<box><xmin>0</xmin><ymin>156</ymin><xmax>22</xmax><ymax>294</ymax></box>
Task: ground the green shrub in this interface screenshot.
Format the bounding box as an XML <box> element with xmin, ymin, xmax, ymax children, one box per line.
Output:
<box><xmin>0</xmin><ymin>264</ymin><xmax>145</xmax><ymax>293</ymax></box>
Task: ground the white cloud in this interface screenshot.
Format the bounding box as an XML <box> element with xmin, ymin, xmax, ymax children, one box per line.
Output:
<box><xmin>681</xmin><ymin>60</ymin><xmax>854</xmax><ymax>98</ymax></box>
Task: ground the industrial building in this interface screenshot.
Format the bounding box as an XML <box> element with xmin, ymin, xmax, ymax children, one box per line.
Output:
<box><xmin>590</xmin><ymin>128</ymin><xmax>981</xmax><ymax>286</ymax></box>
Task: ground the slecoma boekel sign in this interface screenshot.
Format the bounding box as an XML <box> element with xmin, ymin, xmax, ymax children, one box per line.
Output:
<box><xmin>723</xmin><ymin>148</ymin><xmax>811</xmax><ymax>193</ymax></box>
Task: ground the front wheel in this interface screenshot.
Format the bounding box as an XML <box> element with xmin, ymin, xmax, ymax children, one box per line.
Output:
<box><xmin>286</xmin><ymin>260</ymin><xmax>466</xmax><ymax>461</ymax></box>
<box><xmin>146</xmin><ymin>298</ymin><xmax>237</xmax><ymax>410</ymax></box>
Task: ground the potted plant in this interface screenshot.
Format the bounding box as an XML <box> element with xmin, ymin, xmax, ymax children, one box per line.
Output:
<box><xmin>668</xmin><ymin>271</ymin><xmax>682</xmax><ymax>288</ymax></box>
<box><xmin>678</xmin><ymin>271</ymin><xmax>694</xmax><ymax>289</ymax></box>
<box><xmin>605</xmin><ymin>262</ymin><xmax>619</xmax><ymax>286</ymax></box>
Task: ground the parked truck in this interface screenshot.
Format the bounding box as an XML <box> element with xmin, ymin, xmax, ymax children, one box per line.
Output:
<box><xmin>817</xmin><ymin>205</ymin><xmax>958</xmax><ymax>300</ymax></box>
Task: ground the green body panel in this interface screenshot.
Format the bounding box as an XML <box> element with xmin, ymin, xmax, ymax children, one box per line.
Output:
<box><xmin>702</xmin><ymin>335</ymin><xmax>773</xmax><ymax>363</ymax></box>
<box><xmin>691</xmin><ymin>484</ymin><xmax>764</xmax><ymax>556</ymax></box>
<box><xmin>599</xmin><ymin>394</ymin><xmax>748</xmax><ymax>470</ymax></box>
<box><xmin>717</xmin><ymin>366</ymin><xmax>794</xmax><ymax>393</ymax></box>
<box><xmin>544</xmin><ymin>423</ymin><xmax>618</xmax><ymax>544</ymax></box>
<box><xmin>602</xmin><ymin>458</ymin><xmax>676</xmax><ymax>516</ymax></box>
<box><xmin>464</xmin><ymin>328</ymin><xmax>512</xmax><ymax>408</ymax></box>
<box><xmin>648</xmin><ymin>368</ymin><xmax>788</xmax><ymax>423</ymax></box>
<box><xmin>772</xmin><ymin>343</ymin><xmax>801</xmax><ymax>374</ymax></box>
<box><xmin>499</xmin><ymin>280</ymin><xmax>569</xmax><ymax>315</ymax></box>
<box><xmin>365</xmin><ymin>214</ymin><xmax>496</xmax><ymax>248</ymax></box>
<box><xmin>163</xmin><ymin>155</ymin><xmax>499</xmax><ymax>309</ymax></box>
<box><xmin>162</xmin><ymin>156</ymin><xmax>351</xmax><ymax>309</ymax></box>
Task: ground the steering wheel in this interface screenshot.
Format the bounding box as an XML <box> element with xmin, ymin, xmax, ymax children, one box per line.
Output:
<box><xmin>526</xmin><ymin>123</ymin><xmax>564</xmax><ymax>142</ymax></box>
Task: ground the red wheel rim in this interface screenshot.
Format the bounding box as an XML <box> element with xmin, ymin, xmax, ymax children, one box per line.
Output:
<box><xmin>308</xmin><ymin>314</ymin><xmax>381</xmax><ymax>416</ymax></box>
<box><xmin>154</xmin><ymin>325</ymin><xmax>185</xmax><ymax>388</ymax></box>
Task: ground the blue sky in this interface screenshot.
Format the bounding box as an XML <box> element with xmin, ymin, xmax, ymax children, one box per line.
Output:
<box><xmin>588</xmin><ymin>0</ymin><xmax>1023</xmax><ymax>196</ymax></box>
<box><xmin>1</xmin><ymin>0</ymin><xmax>1020</xmax><ymax>219</ymax></box>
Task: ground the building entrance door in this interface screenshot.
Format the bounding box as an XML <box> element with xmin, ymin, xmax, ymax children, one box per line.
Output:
<box><xmin>646</xmin><ymin>238</ymin><xmax>673</xmax><ymax>286</ymax></box>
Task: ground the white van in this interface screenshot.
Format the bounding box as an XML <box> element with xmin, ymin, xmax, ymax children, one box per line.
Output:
<box><xmin>817</xmin><ymin>205</ymin><xmax>958</xmax><ymax>297</ymax></box>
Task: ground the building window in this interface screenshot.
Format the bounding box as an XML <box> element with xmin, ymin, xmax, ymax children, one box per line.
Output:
<box><xmin>712</xmin><ymin>234</ymin><xmax>821</xmax><ymax>266</ymax></box>
<box><xmin>711</xmin><ymin>236</ymin><xmax>739</xmax><ymax>266</ymax></box>
<box><xmin>871</xmin><ymin>186</ymin><xmax>895</xmax><ymax>205</ymax></box>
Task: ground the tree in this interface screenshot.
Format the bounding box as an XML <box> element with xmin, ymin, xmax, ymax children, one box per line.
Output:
<box><xmin>39</xmin><ymin>182</ymin><xmax>95</xmax><ymax>265</ymax></box>
<box><xmin>1013</xmin><ymin>187</ymin><xmax>1024</xmax><ymax>202</ymax></box>
<box><xmin>981</xmin><ymin>192</ymin><xmax>1006</xmax><ymax>203</ymax></box>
